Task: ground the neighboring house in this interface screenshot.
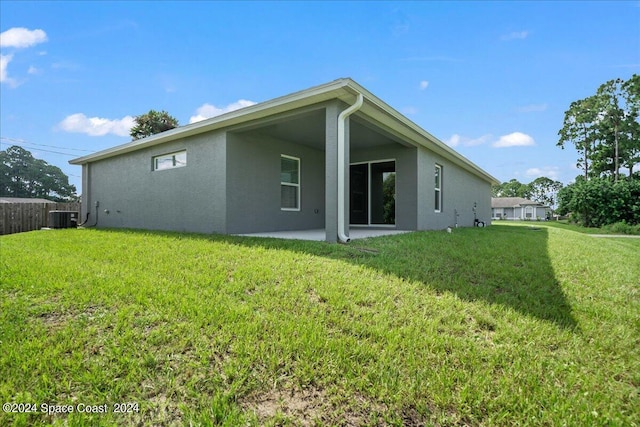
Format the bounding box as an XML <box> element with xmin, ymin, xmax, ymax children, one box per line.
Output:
<box><xmin>491</xmin><ymin>197</ymin><xmax>550</xmax><ymax>221</ymax></box>
<box><xmin>70</xmin><ymin>78</ymin><xmax>498</xmax><ymax>242</ymax></box>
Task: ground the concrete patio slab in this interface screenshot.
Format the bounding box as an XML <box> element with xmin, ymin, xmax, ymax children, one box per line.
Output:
<box><xmin>236</xmin><ymin>228</ymin><xmax>412</xmax><ymax>241</ymax></box>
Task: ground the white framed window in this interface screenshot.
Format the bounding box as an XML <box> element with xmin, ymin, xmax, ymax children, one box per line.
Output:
<box><xmin>281</xmin><ymin>155</ymin><xmax>300</xmax><ymax>211</ymax></box>
<box><xmin>434</xmin><ymin>164</ymin><xmax>442</xmax><ymax>212</ymax></box>
<box><xmin>153</xmin><ymin>150</ymin><xmax>186</xmax><ymax>171</ymax></box>
<box><xmin>525</xmin><ymin>206</ymin><xmax>533</xmax><ymax>219</ymax></box>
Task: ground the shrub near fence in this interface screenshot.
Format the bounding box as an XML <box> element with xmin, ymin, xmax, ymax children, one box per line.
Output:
<box><xmin>0</xmin><ymin>203</ymin><xmax>81</xmax><ymax>235</ymax></box>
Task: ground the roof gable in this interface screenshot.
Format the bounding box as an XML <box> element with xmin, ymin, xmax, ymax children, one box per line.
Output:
<box><xmin>70</xmin><ymin>78</ymin><xmax>498</xmax><ymax>185</ymax></box>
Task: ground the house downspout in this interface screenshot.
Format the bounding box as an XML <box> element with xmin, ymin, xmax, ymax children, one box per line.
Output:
<box><xmin>337</xmin><ymin>93</ymin><xmax>364</xmax><ymax>243</ymax></box>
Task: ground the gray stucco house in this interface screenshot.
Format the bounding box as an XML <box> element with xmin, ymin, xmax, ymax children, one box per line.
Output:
<box><xmin>491</xmin><ymin>197</ymin><xmax>550</xmax><ymax>221</ymax></box>
<box><xmin>70</xmin><ymin>78</ymin><xmax>498</xmax><ymax>242</ymax></box>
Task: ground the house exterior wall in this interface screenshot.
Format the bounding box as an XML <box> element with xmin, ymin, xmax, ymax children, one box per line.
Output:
<box><xmin>83</xmin><ymin>132</ymin><xmax>227</xmax><ymax>233</ymax></box>
<box><xmin>525</xmin><ymin>206</ymin><xmax>549</xmax><ymax>220</ymax></box>
<box><xmin>225</xmin><ymin>132</ymin><xmax>325</xmax><ymax>234</ymax></box>
<box><xmin>350</xmin><ymin>143</ymin><xmax>418</xmax><ymax>230</ymax></box>
<box><xmin>81</xmin><ymin>128</ymin><xmax>492</xmax><ymax>235</ymax></box>
<box><xmin>417</xmin><ymin>147</ymin><xmax>492</xmax><ymax>230</ymax></box>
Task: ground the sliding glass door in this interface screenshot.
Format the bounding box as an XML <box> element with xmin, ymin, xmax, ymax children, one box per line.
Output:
<box><xmin>350</xmin><ymin>160</ymin><xmax>395</xmax><ymax>226</ymax></box>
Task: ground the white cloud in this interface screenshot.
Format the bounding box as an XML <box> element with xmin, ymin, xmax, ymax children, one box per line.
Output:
<box><xmin>419</xmin><ymin>80</ymin><xmax>429</xmax><ymax>90</ymax></box>
<box><xmin>0</xmin><ymin>28</ymin><xmax>48</xmax><ymax>87</ymax></box>
<box><xmin>492</xmin><ymin>132</ymin><xmax>535</xmax><ymax>148</ymax></box>
<box><xmin>525</xmin><ymin>166</ymin><xmax>560</xmax><ymax>180</ymax></box>
<box><xmin>501</xmin><ymin>30</ymin><xmax>529</xmax><ymax>41</ymax></box>
<box><xmin>0</xmin><ymin>54</ymin><xmax>15</xmax><ymax>85</ymax></box>
<box><xmin>446</xmin><ymin>134</ymin><xmax>461</xmax><ymax>147</ymax></box>
<box><xmin>58</xmin><ymin>113</ymin><xmax>135</xmax><ymax>137</ymax></box>
<box><xmin>27</xmin><ymin>65</ymin><xmax>40</xmax><ymax>75</ymax></box>
<box><xmin>517</xmin><ymin>103</ymin><xmax>548</xmax><ymax>113</ymax></box>
<box><xmin>189</xmin><ymin>99</ymin><xmax>257</xmax><ymax>124</ymax></box>
<box><xmin>0</xmin><ymin>27</ymin><xmax>48</xmax><ymax>48</ymax></box>
<box><xmin>445</xmin><ymin>133</ymin><xmax>492</xmax><ymax>147</ymax></box>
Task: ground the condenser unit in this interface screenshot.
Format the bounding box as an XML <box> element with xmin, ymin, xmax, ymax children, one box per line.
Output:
<box><xmin>48</xmin><ymin>211</ymin><xmax>78</xmax><ymax>229</ymax></box>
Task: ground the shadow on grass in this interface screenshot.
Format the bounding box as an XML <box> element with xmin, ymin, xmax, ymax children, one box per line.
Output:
<box><xmin>98</xmin><ymin>224</ymin><xmax>579</xmax><ymax>330</ymax></box>
<box><xmin>232</xmin><ymin>226</ymin><xmax>577</xmax><ymax>330</ymax></box>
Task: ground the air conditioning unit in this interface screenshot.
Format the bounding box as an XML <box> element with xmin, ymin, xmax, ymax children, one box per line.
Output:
<box><xmin>48</xmin><ymin>211</ymin><xmax>79</xmax><ymax>229</ymax></box>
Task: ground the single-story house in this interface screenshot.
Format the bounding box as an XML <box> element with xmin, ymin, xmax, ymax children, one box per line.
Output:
<box><xmin>491</xmin><ymin>197</ymin><xmax>550</xmax><ymax>221</ymax></box>
<box><xmin>70</xmin><ymin>78</ymin><xmax>498</xmax><ymax>242</ymax></box>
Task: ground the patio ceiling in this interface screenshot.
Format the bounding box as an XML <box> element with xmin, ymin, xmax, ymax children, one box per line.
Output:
<box><xmin>234</xmin><ymin>107</ymin><xmax>410</xmax><ymax>151</ymax></box>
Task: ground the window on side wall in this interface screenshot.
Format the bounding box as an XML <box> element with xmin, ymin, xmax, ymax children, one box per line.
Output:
<box><xmin>434</xmin><ymin>164</ymin><xmax>442</xmax><ymax>212</ymax></box>
<box><xmin>153</xmin><ymin>151</ymin><xmax>187</xmax><ymax>171</ymax></box>
<box><xmin>281</xmin><ymin>155</ymin><xmax>300</xmax><ymax>211</ymax></box>
<box><xmin>525</xmin><ymin>206</ymin><xmax>533</xmax><ymax>219</ymax></box>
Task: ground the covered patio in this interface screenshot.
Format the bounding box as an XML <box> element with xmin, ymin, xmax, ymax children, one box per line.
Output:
<box><xmin>226</xmin><ymin>92</ymin><xmax>418</xmax><ymax>243</ymax></box>
<box><xmin>236</xmin><ymin>227</ymin><xmax>412</xmax><ymax>241</ymax></box>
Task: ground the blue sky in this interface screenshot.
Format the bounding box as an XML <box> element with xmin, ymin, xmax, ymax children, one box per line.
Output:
<box><xmin>1</xmin><ymin>1</ymin><xmax>638</xmax><ymax>193</ymax></box>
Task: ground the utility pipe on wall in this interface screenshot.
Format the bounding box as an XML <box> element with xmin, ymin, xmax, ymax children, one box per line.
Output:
<box><xmin>337</xmin><ymin>93</ymin><xmax>364</xmax><ymax>243</ymax></box>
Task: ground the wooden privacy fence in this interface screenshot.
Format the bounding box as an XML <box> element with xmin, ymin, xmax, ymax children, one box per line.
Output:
<box><xmin>0</xmin><ymin>203</ymin><xmax>81</xmax><ymax>235</ymax></box>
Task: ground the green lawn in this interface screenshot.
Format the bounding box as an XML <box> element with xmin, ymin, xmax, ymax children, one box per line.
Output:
<box><xmin>1</xmin><ymin>224</ymin><xmax>638</xmax><ymax>426</ymax></box>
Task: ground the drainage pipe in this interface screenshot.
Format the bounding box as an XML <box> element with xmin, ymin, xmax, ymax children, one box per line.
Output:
<box><xmin>337</xmin><ymin>93</ymin><xmax>364</xmax><ymax>243</ymax></box>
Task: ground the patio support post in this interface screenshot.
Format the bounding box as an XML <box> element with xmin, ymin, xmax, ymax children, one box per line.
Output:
<box><xmin>325</xmin><ymin>103</ymin><xmax>340</xmax><ymax>243</ymax></box>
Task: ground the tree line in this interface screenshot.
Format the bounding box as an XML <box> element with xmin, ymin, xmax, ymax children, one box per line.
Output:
<box><xmin>0</xmin><ymin>145</ymin><xmax>77</xmax><ymax>202</ymax></box>
<box><xmin>556</xmin><ymin>75</ymin><xmax>639</xmax><ymax>227</ymax></box>
<box><xmin>558</xmin><ymin>75</ymin><xmax>639</xmax><ymax>181</ymax></box>
<box><xmin>494</xmin><ymin>75</ymin><xmax>639</xmax><ymax>228</ymax></box>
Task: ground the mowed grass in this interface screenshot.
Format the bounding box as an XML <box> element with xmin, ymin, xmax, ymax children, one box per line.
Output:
<box><xmin>0</xmin><ymin>224</ymin><xmax>638</xmax><ymax>426</ymax></box>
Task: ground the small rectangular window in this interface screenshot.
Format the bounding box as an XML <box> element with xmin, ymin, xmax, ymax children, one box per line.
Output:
<box><xmin>281</xmin><ymin>155</ymin><xmax>300</xmax><ymax>210</ymax></box>
<box><xmin>153</xmin><ymin>151</ymin><xmax>186</xmax><ymax>171</ymax></box>
<box><xmin>434</xmin><ymin>164</ymin><xmax>442</xmax><ymax>212</ymax></box>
